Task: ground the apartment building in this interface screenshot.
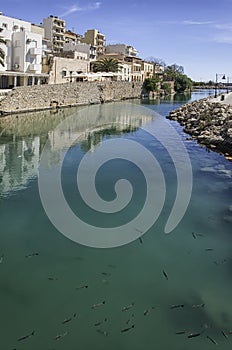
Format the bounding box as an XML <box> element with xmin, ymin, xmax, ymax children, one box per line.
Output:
<box><xmin>43</xmin><ymin>15</ymin><xmax>66</xmax><ymax>52</ymax></box>
<box><xmin>0</xmin><ymin>13</ymin><xmax>48</xmax><ymax>88</ymax></box>
<box><xmin>141</xmin><ymin>61</ymin><xmax>154</xmax><ymax>80</ymax></box>
<box><xmin>81</xmin><ymin>29</ymin><xmax>105</xmax><ymax>56</ymax></box>
<box><xmin>105</xmin><ymin>44</ymin><xmax>138</xmax><ymax>57</ymax></box>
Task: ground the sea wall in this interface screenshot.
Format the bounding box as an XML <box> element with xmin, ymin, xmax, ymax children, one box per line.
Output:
<box><xmin>167</xmin><ymin>96</ymin><xmax>232</xmax><ymax>160</ymax></box>
<box><xmin>0</xmin><ymin>81</ymin><xmax>143</xmax><ymax>115</ymax></box>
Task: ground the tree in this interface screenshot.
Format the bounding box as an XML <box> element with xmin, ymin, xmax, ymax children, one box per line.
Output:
<box><xmin>0</xmin><ymin>28</ymin><xmax>6</xmax><ymax>67</ymax></box>
<box><xmin>143</xmin><ymin>77</ymin><xmax>159</xmax><ymax>92</ymax></box>
<box><xmin>174</xmin><ymin>74</ymin><xmax>192</xmax><ymax>93</ymax></box>
<box><xmin>93</xmin><ymin>58</ymin><xmax>120</xmax><ymax>72</ymax></box>
<box><xmin>145</xmin><ymin>56</ymin><xmax>166</xmax><ymax>67</ymax></box>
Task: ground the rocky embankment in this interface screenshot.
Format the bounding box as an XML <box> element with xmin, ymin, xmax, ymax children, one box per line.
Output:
<box><xmin>167</xmin><ymin>97</ymin><xmax>232</xmax><ymax>160</ymax></box>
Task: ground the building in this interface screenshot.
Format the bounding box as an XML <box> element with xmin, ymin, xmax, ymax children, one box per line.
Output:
<box><xmin>105</xmin><ymin>44</ymin><xmax>138</xmax><ymax>57</ymax></box>
<box><xmin>141</xmin><ymin>61</ymin><xmax>154</xmax><ymax>80</ymax></box>
<box><xmin>63</xmin><ymin>41</ymin><xmax>97</xmax><ymax>61</ymax></box>
<box><xmin>48</xmin><ymin>53</ymin><xmax>90</xmax><ymax>84</ymax></box>
<box><xmin>0</xmin><ymin>13</ymin><xmax>48</xmax><ymax>88</ymax></box>
<box><xmin>81</xmin><ymin>29</ymin><xmax>105</xmax><ymax>56</ymax></box>
<box><xmin>64</xmin><ymin>30</ymin><xmax>82</xmax><ymax>45</ymax></box>
<box><xmin>42</xmin><ymin>15</ymin><xmax>66</xmax><ymax>52</ymax></box>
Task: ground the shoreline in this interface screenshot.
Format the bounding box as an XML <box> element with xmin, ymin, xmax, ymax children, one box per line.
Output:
<box><xmin>167</xmin><ymin>93</ymin><xmax>232</xmax><ymax>161</ymax></box>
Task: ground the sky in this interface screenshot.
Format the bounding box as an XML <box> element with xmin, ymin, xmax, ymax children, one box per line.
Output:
<box><xmin>1</xmin><ymin>0</ymin><xmax>232</xmax><ymax>81</ymax></box>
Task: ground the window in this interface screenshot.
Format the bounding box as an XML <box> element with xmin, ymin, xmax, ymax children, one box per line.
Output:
<box><xmin>62</xmin><ymin>70</ymin><xmax>67</xmax><ymax>78</ymax></box>
<box><xmin>2</xmin><ymin>23</ymin><xmax>7</xmax><ymax>29</ymax></box>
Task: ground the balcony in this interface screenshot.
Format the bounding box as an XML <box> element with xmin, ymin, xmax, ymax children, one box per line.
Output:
<box><xmin>29</xmin><ymin>64</ymin><xmax>41</xmax><ymax>72</ymax></box>
<box><xmin>29</xmin><ymin>47</ymin><xmax>42</xmax><ymax>56</ymax></box>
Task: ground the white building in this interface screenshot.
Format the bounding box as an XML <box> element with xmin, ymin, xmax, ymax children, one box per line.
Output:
<box><xmin>0</xmin><ymin>13</ymin><xmax>48</xmax><ymax>88</ymax></box>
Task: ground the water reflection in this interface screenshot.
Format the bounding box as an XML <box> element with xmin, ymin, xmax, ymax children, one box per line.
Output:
<box><xmin>0</xmin><ymin>103</ymin><xmax>153</xmax><ymax>196</ymax></box>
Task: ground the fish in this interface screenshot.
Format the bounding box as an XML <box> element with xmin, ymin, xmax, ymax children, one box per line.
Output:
<box><xmin>94</xmin><ymin>318</ymin><xmax>107</xmax><ymax>327</ymax></box>
<box><xmin>205</xmin><ymin>248</ymin><xmax>214</xmax><ymax>251</ymax></box>
<box><xmin>122</xmin><ymin>302</ymin><xmax>134</xmax><ymax>312</ymax></box>
<box><xmin>101</xmin><ymin>272</ymin><xmax>111</xmax><ymax>276</ymax></box>
<box><xmin>121</xmin><ymin>324</ymin><xmax>135</xmax><ymax>333</ymax></box>
<box><xmin>221</xmin><ymin>330</ymin><xmax>228</xmax><ymax>339</ymax></box>
<box><xmin>176</xmin><ymin>331</ymin><xmax>186</xmax><ymax>335</ymax></box>
<box><xmin>192</xmin><ymin>232</ymin><xmax>196</xmax><ymax>239</ymax></box>
<box><xmin>170</xmin><ymin>304</ymin><xmax>185</xmax><ymax>309</ymax></box>
<box><xmin>62</xmin><ymin>313</ymin><xmax>76</xmax><ymax>324</ymax></box>
<box><xmin>139</xmin><ymin>237</ymin><xmax>143</xmax><ymax>244</ymax></box>
<box><xmin>91</xmin><ymin>301</ymin><xmax>106</xmax><ymax>309</ymax></box>
<box><xmin>144</xmin><ymin>307</ymin><xmax>155</xmax><ymax>316</ymax></box>
<box><xmin>76</xmin><ymin>285</ymin><xmax>88</xmax><ymax>290</ymax></box>
<box><xmin>206</xmin><ymin>335</ymin><xmax>218</xmax><ymax>345</ymax></box>
<box><xmin>25</xmin><ymin>253</ymin><xmax>39</xmax><ymax>258</ymax></box>
<box><xmin>54</xmin><ymin>331</ymin><xmax>68</xmax><ymax>341</ymax></box>
<box><xmin>126</xmin><ymin>314</ymin><xmax>135</xmax><ymax>324</ymax></box>
<box><xmin>163</xmin><ymin>270</ymin><xmax>168</xmax><ymax>280</ymax></box>
<box><xmin>48</xmin><ymin>277</ymin><xmax>58</xmax><ymax>281</ymax></box>
<box><xmin>18</xmin><ymin>331</ymin><xmax>35</xmax><ymax>341</ymax></box>
<box><xmin>188</xmin><ymin>332</ymin><xmax>201</xmax><ymax>338</ymax></box>
<box><xmin>192</xmin><ymin>303</ymin><xmax>205</xmax><ymax>308</ymax></box>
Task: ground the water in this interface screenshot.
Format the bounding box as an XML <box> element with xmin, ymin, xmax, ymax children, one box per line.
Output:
<box><xmin>0</xmin><ymin>90</ymin><xmax>232</xmax><ymax>350</ymax></box>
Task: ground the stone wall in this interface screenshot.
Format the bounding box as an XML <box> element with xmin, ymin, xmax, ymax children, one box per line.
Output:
<box><xmin>0</xmin><ymin>81</ymin><xmax>143</xmax><ymax>115</ymax></box>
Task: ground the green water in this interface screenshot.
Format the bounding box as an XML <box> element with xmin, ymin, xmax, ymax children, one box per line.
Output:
<box><xmin>0</xmin><ymin>90</ymin><xmax>232</xmax><ymax>350</ymax></box>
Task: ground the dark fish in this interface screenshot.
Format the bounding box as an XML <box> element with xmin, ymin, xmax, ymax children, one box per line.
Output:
<box><xmin>221</xmin><ymin>330</ymin><xmax>228</xmax><ymax>339</ymax></box>
<box><xmin>54</xmin><ymin>331</ymin><xmax>68</xmax><ymax>340</ymax></box>
<box><xmin>62</xmin><ymin>313</ymin><xmax>76</xmax><ymax>324</ymax></box>
<box><xmin>101</xmin><ymin>272</ymin><xmax>111</xmax><ymax>276</ymax></box>
<box><xmin>139</xmin><ymin>237</ymin><xmax>143</xmax><ymax>244</ymax></box>
<box><xmin>144</xmin><ymin>307</ymin><xmax>155</xmax><ymax>316</ymax></box>
<box><xmin>207</xmin><ymin>335</ymin><xmax>218</xmax><ymax>345</ymax></box>
<box><xmin>192</xmin><ymin>232</ymin><xmax>196</xmax><ymax>239</ymax></box>
<box><xmin>205</xmin><ymin>248</ymin><xmax>214</xmax><ymax>251</ymax></box>
<box><xmin>170</xmin><ymin>304</ymin><xmax>185</xmax><ymax>309</ymax></box>
<box><xmin>25</xmin><ymin>253</ymin><xmax>39</xmax><ymax>258</ymax></box>
<box><xmin>48</xmin><ymin>277</ymin><xmax>58</xmax><ymax>281</ymax></box>
<box><xmin>176</xmin><ymin>331</ymin><xmax>186</xmax><ymax>335</ymax></box>
<box><xmin>192</xmin><ymin>303</ymin><xmax>205</xmax><ymax>308</ymax></box>
<box><xmin>76</xmin><ymin>285</ymin><xmax>88</xmax><ymax>290</ymax></box>
<box><xmin>188</xmin><ymin>332</ymin><xmax>201</xmax><ymax>338</ymax></box>
<box><xmin>18</xmin><ymin>331</ymin><xmax>35</xmax><ymax>341</ymax></box>
<box><xmin>121</xmin><ymin>324</ymin><xmax>135</xmax><ymax>333</ymax></box>
<box><xmin>126</xmin><ymin>314</ymin><xmax>135</xmax><ymax>324</ymax></box>
<box><xmin>91</xmin><ymin>301</ymin><xmax>106</xmax><ymax>309</ymax></box>
<box><xmin>122</xmin><ymin>302</ymin><xmax>134</xmax><ymax>311</ymax></box>
<box><xmin>163</xmin><ymin>270</ymin><xmax>168</xmax><ymax>280</ymax></box>
<box><xmin>94</xmin><ymin>318</ymin><xmax>107</xmax><ymax>327</ymax></box>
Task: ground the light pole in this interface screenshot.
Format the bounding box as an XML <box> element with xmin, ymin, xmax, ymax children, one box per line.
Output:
<box><xmin>227</xmin><ymin>76</ymin><xmax>232</xmax><ymax>93</ymax></box>
<box><xmin>215</xmin><ymin>73</ymin><xmax>226</xmax><ymax>98</ymax></box>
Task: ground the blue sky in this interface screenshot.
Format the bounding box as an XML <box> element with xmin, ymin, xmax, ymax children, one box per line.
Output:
<box><xmin>1</xmin><ymin>0</ymin><xmax>232</xmax><ymax>81</ymax></box>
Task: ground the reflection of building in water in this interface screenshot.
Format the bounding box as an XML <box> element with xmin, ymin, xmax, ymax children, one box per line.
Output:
<box><xmin>0</xmin><ymin>137</ymin><xmax>40</xmax><ymax>195</ymax></box>
<box><xmin>0</xmin><ymin>103</ymin><xmax>154</xmax><ymax>194</ymax></box>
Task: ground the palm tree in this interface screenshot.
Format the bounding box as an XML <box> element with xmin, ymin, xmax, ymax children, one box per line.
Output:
<box><xmin>0</xmin><ymin>28</ymin><xmax>6</xmax><ymax>67</ymax></box>
<box><xmin>93</xmin><ymin>58</ymin><xmax>120</xmax><ymax>73</ymax></box>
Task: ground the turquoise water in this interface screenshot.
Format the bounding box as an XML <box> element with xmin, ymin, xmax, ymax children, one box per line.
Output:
<box><xmin>0</xmin><ymin>90</ymin><xmax>232</xmax><ymax>349</ymax></box>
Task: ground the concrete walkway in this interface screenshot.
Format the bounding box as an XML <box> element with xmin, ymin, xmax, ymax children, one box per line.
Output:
<box><xmin>211</xmin><ymin>91</ymin><xmax>232</xmax><ymax>105</ymax></box>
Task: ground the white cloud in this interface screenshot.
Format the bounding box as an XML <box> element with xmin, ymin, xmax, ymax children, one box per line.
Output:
<box><xmin>182</xmin><ymin>20</ymin><xmax>214</xmax><ymax>25</ymax></box>
<box><xmin>59</xmin><ymin>2</ymin><xmax>102</xmax><ymax>18</ymax></box>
